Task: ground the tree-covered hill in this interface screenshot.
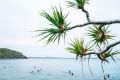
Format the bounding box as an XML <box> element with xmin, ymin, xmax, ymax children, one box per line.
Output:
<box><xmin>0</xmin><ymin>48</ymin><xmax>27</xmax><ymax>59</ymax></box>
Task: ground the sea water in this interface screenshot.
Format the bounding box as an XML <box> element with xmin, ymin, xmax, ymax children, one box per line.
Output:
<box><xmin>0</xmin><ymin>58</ymin><xmax>120</xmax><ymax>80</ymax></box>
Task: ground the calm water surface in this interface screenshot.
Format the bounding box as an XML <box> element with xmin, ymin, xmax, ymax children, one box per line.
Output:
<box><xmin>0</xmin><ymin>58</ymin><xmax>120</xmax><ymax>80</ymax></box>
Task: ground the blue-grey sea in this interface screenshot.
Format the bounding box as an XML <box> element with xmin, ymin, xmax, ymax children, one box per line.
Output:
<box><xmin>0</xmin><ymin>58</ymin><xmax>120</xmax><ymax>80</ymax></box>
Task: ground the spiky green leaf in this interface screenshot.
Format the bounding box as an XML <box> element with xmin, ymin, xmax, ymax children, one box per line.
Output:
<box><xmin>67</xmin><ymin>0</ymin><xmax>89</xmax><ymax>9</ymax></box>
<box><xmin>37</xmin><ymin>6</ymin><xmax>70</xmax><ymax>44</ymax></box>
<box><xmin>87</xmin><ymin>25</ymin><xmax>114</xmax><ymax>45</ymax></box>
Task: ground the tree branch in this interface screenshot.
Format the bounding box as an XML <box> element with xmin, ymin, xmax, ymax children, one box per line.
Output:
<box><xmin>81</xmin><ymin>8</ymin><xmax>90</xmax><ymax>22</ymax></box>
<box><xmin>100</xmin><ymin>40</ymin><xmax>120</xmax><ymax>54</ymax></box>
<box><xmin>66</xmin><ymin>20</ymin><xmax>120</xmax><ymax>30</ymax></box>
<box><xmin>83</xmin><ymin>40</ymin><xmax>120</xmax><ymax>56</ymax></box>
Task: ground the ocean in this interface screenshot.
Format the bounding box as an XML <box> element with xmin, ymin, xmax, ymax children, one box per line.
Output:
<box><xmin>0</xmin><ymin>58</ymin><xmax>120</xmax><ymax>80</ymax></box>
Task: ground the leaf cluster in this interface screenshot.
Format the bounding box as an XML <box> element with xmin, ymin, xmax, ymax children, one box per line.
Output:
<box><xmin>37</xmin><ymin>6</ymin><xmax>70</xmax><ymax>44</ymax></box>
<box><xmin>67</xmin><ymin>0</ymin><xmax>89</xmax><ymax>9</ymax></box>
<box><xmin>67</xmin><ymin>38</ymin><xmax>92</xmax><ymax>59</ymax></box>
<box><xmin>87</xmin><ymin>25</ymin><xmax>113</xmax><ymax>45</ymax></box>
<box><xmin>98</xmin><ymin>50</ymin><xmax>120</xmax><ymax>62</ymax></box>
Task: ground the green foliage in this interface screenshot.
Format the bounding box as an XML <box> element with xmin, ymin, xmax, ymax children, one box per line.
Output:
<box><xmin>98</xmin><ymin>50</ymin><xmax>120</xmax><ymax>62</ymax></box>
<box><xmin>67</xmin><ymin>38</ymin><xmax>92</xmax><ymax>59</ymax></box>
<box><xmin>67</xmin><ymin>38</ymin><xmax>93</xmax><ymax>78</ymax></box>
<box><xmin>0</xmin><ymin>48</ymin><xmax>27</xmax><ymax>59</ymax></box>
<box><xmin>87</xmin><ymin>25</ymin><xmax>113</xmax><ymax>45</ymax></box>
<box><xmin>37</xmin><ymin>6</ymin><xmax>70</xmax><ymax>44</ymax></box>
<box><xmin>67</xmin><ymin>0</ymin><xmax>89</xmax><ymax>9</ymax></box>
<box><xmin>39</xmin><ymin>1</ymin><xmax>120</xmax><ymax>79</ymax></box>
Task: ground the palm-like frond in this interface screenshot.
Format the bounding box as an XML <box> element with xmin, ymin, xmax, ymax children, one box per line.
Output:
<box><xmin>87</xmin><ymin>25</ymin><xmax>114</xmax><ymax>45</ymax></box>
<box><xmin>38</xmin><ymin>28</ymin><xmax>66</xmax><ymax>44</ymax></box>
<box><xmin>40</xmin><ymin>6</ymin><xmax>68</xmax><ymax>30</ymax></box>
<box><xmin>37</xmin><ymin>6</ymin><xmax>70</xmax><ymax>44</ymax></box>
<box><xmin>98</xmin><ymin>50</ymin><xmax>120</xmax><ymax>62</ymax></box>
<box><xmin>67</xmin><ymin>38</ymin><xmax>93</xmax><ymax>78</ymax></box>
<box><xmin>67</xmin><ymin>38</ymin><xmax>92</xmax><ymax>60</ymax></box>
<box><xmin>67</xmin><ymin>0</ymin><xmax>89</xmax><ymax>9</ymax></box>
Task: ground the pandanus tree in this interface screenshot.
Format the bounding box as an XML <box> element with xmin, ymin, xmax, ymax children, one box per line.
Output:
<box><xmin>36</xmin><ymin>0</ymin><xmax>120</xmax><ymax>79</ymax></box>
<box><xmin>38</xmin><ymin>6</ymin><xmax>70</xmax><ymax>44</ymax></box>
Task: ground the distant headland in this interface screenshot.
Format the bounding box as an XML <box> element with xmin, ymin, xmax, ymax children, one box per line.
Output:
<box><xmin>0</xmin><ymin>48</ymin><xmax>27</xmax><ymax>59</ymax></box>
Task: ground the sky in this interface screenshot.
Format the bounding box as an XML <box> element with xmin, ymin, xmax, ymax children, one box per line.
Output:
<box><xmin>0</xmin><ymin>0</ymin><xmax>120</xmax><ymax>57</ymax></box>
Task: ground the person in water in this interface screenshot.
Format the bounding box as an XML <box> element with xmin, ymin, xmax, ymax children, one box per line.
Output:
<box><xmin>69</xmin><ymin>70</ymin><xmax>74</xmax><ymax>76</ymax></box>
<box><xmin>71</xmin><ymin>73</ymin><xmax>74</xmax><ymax>76</ymax></box>
<box><xmin>69</xmin><ymin>70</ymin><xmax>71</xmax><ymax>74</ymax></box>
<box><xmin>37</xmin><ymin>69</ymin><xmax>40</xmax><ymax>72</ymax></box>
<box><xmin>3</xmin><ymin>66</ymin><xmax>5</xmax><ymax>69</ymax></box>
